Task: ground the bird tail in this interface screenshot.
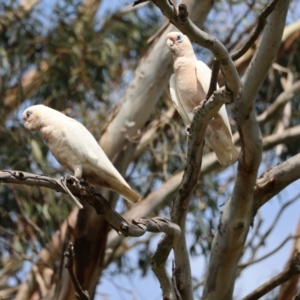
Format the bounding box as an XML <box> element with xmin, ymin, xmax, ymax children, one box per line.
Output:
<box><xmin>117</xmin><ymin>184</ymin><xmax>141</xmax><ymax>203</ymax></box>
<box><xmin>205</xmin><ymin>124</ymin><xmax>239</xmax><ymax>167</ymax></box>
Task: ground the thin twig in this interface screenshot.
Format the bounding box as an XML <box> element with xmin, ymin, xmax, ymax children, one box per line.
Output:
<box><xmin>64</xmin><ymin>242</ymin><xmax>90</xmax><ymax>300</ymax></box>
<box><xmin>206</xmin><ymin>58</ymin><xmax>220</xmax><ymax>100</ymax></box>
<box><xmin>231</xmin><ymin>0</ymin><xmax>279</xmax><ymax>61</ymax></box>
<box><xmin>56</xmin><ymin>177</ymin><xmax>83</xmax><ymax>209</ymax></box>
<box><xmin>242</xmin><ymin>252</ymin><xmax>300</xmax><ymax>300</ymax></box>
<box><xmin>239</xmin><ymin>235</ymin><xmax>300</xmax><ymax>269</ymax></box>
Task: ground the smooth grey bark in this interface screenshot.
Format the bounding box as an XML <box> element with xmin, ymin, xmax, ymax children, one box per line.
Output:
<box><xmin>202</xmin><ymin>0</ymin><xmax>290</xmax><ymax>299</ymax></box>
<box><xmin>99</xmin><ymin>0</ymin><xmax>215</xmax><ymax>159</ymax></box>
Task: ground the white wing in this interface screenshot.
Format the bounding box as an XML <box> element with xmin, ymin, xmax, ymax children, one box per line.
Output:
<box><xmin>169</xmin><ymin>74</ymin><xmax>191</xmax><ymax>126</ymax></box>
<box><xmin>61</xmin><ymin>117</ymin><xmax>130</xmax><ymax>187</ymax></box>
<box><xmin>195</xmin><ymin>61</ymin><xmax>238</xmax><ymax>166</ymax></box>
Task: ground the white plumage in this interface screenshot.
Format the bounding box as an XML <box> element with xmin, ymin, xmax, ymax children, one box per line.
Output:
<box><xmin>166</xmin><ymin>31</ymin><xmax>238</xmax><ymax>166</ymax></box>
<box><xmin>23</xmin><ymin>105</ymin><xmax>140</xmax><ymax>203</ymax></box>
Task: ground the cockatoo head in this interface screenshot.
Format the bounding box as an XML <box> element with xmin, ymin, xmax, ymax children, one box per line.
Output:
<box><xmin>166</xmin><ymin>32</ymin><xmax>194</xmax><ymax>58</ymax></box>
<box><xmin>23</xmin><ymin>105</ymin><xmax>45</xmax><ymax>131</ymax></box>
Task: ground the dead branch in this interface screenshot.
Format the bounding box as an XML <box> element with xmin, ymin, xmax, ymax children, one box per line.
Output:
<box><xmin>151</xmin><ymin>88</ymin><xmax>233</xmax><ymax>300</ymax></box>
<box><xmin>239</xmin><ymin>235</ymin><xmax>300</xmax><ymax>269</ymax></box>
<box><xmin>246</xmin><ymin>193</ymin><xmax>300</xmax><ymax>262</ymax></box>
<box><xmin>206</xmin><ymin>59</ymin><xmax>220</xmax><ymax>100</ymax></box>
<box><xmin>257</xmin><ymin>80</ymin><xmax>300</xmax><ymax>124</ymax></box>
<box><xmin>254</xmin><ymin>153</ymin><xmax>300</xmax><ymax>210</ymax></box>
<box><xmin>231</xmin><ymin>0</ymin><xmax>279</xmax><ymax>61</ymax></box>
<box><xmin>242</xmin><ymin>252</ymin><xmax>300</xmax><ymax>300</ymax></box>
<box><xmin>64</xmin><ymin>242</ymin><xmax>90</xmax><ymax>300</ymax></box>
<box><xmin>0</xmin><ymin>170</ymin><xmax>180</xmax><ymax>238</ymax></box>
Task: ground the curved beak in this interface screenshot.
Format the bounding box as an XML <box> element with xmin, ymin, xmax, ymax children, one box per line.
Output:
<box><xmin>166</xmin><ymin>38</ymin><xmax>174</xmax><ymax>48</ymax></box>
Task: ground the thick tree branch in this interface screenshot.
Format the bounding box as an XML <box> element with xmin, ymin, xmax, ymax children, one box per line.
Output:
<box><xmin>203</xmin><ymin>0</ymin><xmax>289</xmax><ymax>298</ymax></box>
<box><xmin>151</xmin><ymin>89</ymin><xmax>232</xmax><ymax>300</ymax></box>
<box><xmin>254</xmin><ymin>153</ymin><xmax>300</xmax><ymax>210</ymax></box>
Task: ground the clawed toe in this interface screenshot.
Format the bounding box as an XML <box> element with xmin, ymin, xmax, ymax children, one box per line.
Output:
<box><xmin>185</xmin><ymin>125</ymin><xmax>191</xmax><ymax>135</ymax></box>
<box><xmin>66</xmin><ymin>175</ymin><xmax>81</xmax><ymax>186</ymax></box>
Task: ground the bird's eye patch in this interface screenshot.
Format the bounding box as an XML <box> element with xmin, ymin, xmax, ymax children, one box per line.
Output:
<box><xmin>26</xmin><ymin>111</ymin><xmax>32</xmax><ymax>118</ymax></box>
<box><xmin>177</xmin><ymin>35</ymin><xmax>183</xmax><ymax>43</ymax></box>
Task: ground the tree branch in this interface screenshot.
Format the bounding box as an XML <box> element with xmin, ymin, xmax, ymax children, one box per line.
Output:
<box><xmin>231</xmin><ymin>0</ymin><xmax>279</xmax><ymax>61</ymax></box>
<box><xmin>206</xmin><ymin>59</ymin><xmax>220</xmax><ymax>100</ymax></box>
<box><xmin>254</xmin><ymin>153</ymin><xmax>300</xmax><ymax>210</ymax></box>
<box><xmin>151</xmin><ymin>88</ymin><xmax>232</xmax><ymax>300</ymax></box>
<box><xmin>242</xmin><ymin>252</ymin><xmax>300</xmax><ymax>300</ymax></box>
<box><xmin>64</xmin><ymin>242</ymin><xmax>90</xmax><ymax>300</ymax></box>
<box><xmin>100</xmin><ymin>0</ymin><xmax>214</xmax><ymax>159</ymax></box>
<box><xmin>203</xmin><ymin>0</ymin><xmax>289</xmax><ymax>298</ymax></box>
<box><xmin>0</xmin><ymin>170</ymin><xmax>180</xmax><ymax>238</ymax></box>
<box><xmin>133</xmin><ymin>0</ymin><xmax>240</xmax><ymax>98</ymax></box>
<box><xmin>257</xmin><ymin>80</ymin><xmax>300</xmax><ymax>124</ymax></box>
<box><xmin>239</xmin><ymin>235</ymin><xmax>300</xmax><ymax>269</ymax></box>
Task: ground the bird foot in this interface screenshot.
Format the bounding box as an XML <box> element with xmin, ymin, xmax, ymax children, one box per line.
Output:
<box><xmin>58</xmin><ymin>177</ymin><xmax>83</xmax><ymax>209</ymax></box>
<box><xmin>66</xmin><ymin>175</ymin><xmax>81</xmax><ymax>187</ymax></box>
<box><xmin>185</xmin><ymin>125</ymin><xmax>191</xmax><ymax>136</ymax></box>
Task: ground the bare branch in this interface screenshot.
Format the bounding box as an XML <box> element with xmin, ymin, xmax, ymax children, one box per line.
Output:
<box><xmin>254</xmin><ymin>153</ymin><xmax>300</xmax><ymax>210</ymax></box>
<box><xmin>257</xmin><ymin>80</ymin><xmax>300</xmax><ymax>124</ymax></box>
<box><xmin>242</xmin><ymin>252</ymin><xmax>300</xmax><ymax>300</ymax></box>
<box><xmin>263</xmin><ymin>124</ymin><xmax>300</xmax><ymax>151</ymax></box>
<box><xmin>231</xmin><ymin>0</ymin><xmax>279</xmax><ymax>61</ymax></box>
<box><xmin>239</xmin><ymin>235</ymin><xmax>300</xmax><ymax>269</ymax></box>
<box><xmin>242</xmin><ymin>193</ymin><xmax>300</xmax><ymax>265</ymax></box>
<box><xmin>206</xmin><ymin>59</ymin><xmax>220</xmax><ymax>100</ymax></box>
<box><xmin>151</xmin><ymin>88</ymin><xmax>231</xmax><ymax>300</ymax></box>
<box><xmin>203</xmin><ymin>0</ymin><xmax>289</xmax><ymax>298</ymax></box>
<box><xmin>64</xmin><ymin>243</ymin><xmax>90</xmax><ymax>300</ymax></box>
<box><xmin>0</xmin><ymin>170</ymin><xmax>180</xmax><ymax>238</ymax></box>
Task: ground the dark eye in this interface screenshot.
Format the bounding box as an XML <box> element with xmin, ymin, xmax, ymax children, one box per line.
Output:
<box><xmin>26</xmin><ymin>111</ymin><xmax>32</xmax><ymax>118</ymax></box>
<box><xmin>176</xmin><ymin>35</ymin><xmax>183</xmax><ymax>43</ymax></box>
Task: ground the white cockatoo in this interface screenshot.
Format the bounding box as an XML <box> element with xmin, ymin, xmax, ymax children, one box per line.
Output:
<box><xmin>23</xmin><ymin>105</ymin><xmax>140</xmax><ymax>203</ymax></box>
<box><xmin>166</xmin><ymin>31</ymin><xmax>239</xmax><ymax>166</ymax></box>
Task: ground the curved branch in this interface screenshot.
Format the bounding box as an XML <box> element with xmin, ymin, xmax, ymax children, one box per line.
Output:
<box><xmin>231</xmin><ymin>0</ymin><xmax>279</xmax><ymax>61</ymax></box>
<box><xmin>257</xmin><ymin>80</ymin><xmax>300</xmax><ymax>124</ymax></box>
<box><xmin>151</xmin><ymin>88</ymin><xmax>231</xmax><ymax>300</ymax></box>
<box><xmin>64</xmin><ymin>243</ymin><xmax>90</xmax><ymax>300</ymax></box>
<box><xmin>242</xmin><ymin>252</ymin><xmax>300</xmax><ymax>300</ymax></box>
<box><xmin>239</xmin><ymin>235</ymin><xmax>300</xmax><ymax>269</ymax></box>
<box><xmin>254</xmin><ymin>153</ymin><xmax>300</xmax><ymax>210</ymax></box>
<box><xmin>203</xmin><ymin>0</ymin><xmax>289</xmax><ymax>298</ymax></box>
<box><xmin>0</xmin><ymin>170</ymin><xmax>180</xmax><ymax>238</ymax></box>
